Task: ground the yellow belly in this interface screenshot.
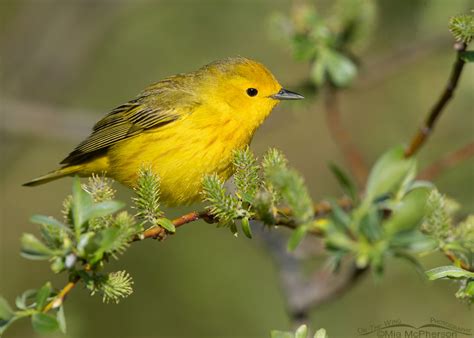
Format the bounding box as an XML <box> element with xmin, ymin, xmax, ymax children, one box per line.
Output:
<box><xmin>101</xmin><ymin>114</ymin><xmax>255</xmax><ymax>205</ymax></box>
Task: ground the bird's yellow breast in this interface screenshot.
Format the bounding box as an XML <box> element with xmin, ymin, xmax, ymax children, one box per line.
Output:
<box><xmin>105</xmin><ymin>100</ymin><xmax>276</xmax><ymax>205</ymax></box>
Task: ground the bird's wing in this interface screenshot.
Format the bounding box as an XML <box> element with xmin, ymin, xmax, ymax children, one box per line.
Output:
<box><xmin>60</xmin><ymin>79</ymin><xmax>198</xmax><ymax>165</ymax></box>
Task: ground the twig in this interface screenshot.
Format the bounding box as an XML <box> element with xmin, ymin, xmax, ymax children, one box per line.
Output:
<box><xmin>323</xmin><ymin>86</ymin><xmax>369</xmax><ymax>187</ymax></box>
<box><xmin>259</xmin><ymin>225</ymin><xmax>368</xmax><ymax>326</ymax></box>
<box><xmin>136</xmin><ymin>211</ymin><xmax>206</xmax><ymax>240</ymax></box>
<box><xmin>404</xmin><ymin>42</ymin><xmax>468</xmax><ymax>157</ymax></box>
<box><xmin>42</xmin><ymin>278</ymin><xmax>79</xmax><ymax>313</ymax></box>
<box><xmin>42</xmin><ymin>264</ymin><xmax>92</xmax><ymax>312</ymax></box>
<box><xmin>419</xmin><ymin>141</ymin><xmax>474</xmax><ymax>180</ymax></box>
<box><xmin>135</xmin><ymin>197</ymin><xmax>353</xmax><ymax>241</ymax></box>
<box><xmin>444</xmin><ymin>250</ymin><xmax>473</xmax><ymax>272</ymax></box>
<box><xmin>41</xmin><ymin>199</ymin><xmax>352</xmax><ymax>313</ymax></box>
<box><xmin>287</xmin><ymin>262</ymin><xmax>367</xmax><ymax>324</ymax></box>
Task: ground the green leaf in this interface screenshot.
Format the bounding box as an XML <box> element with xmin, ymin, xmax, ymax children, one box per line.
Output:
<box><xmin>241</xmin><ymin>217</ymin><xmax>252</xmax><ymax>238</ymax></box>
<box><xmin>72</xmin><ymin>177</ymin><xmax>93</xmax><ymax>235</ymax></box>
<box><xmin>90</xmin><ymin>227</ymin><xmax>122</xmax><ymax>263</ymax></box>
<box><xmin>0</xmin><ymin>297</ymin><xmax>13</xmax><ymax>321</ymax></box>
<box><xmin>292</xmin><ymin>34</ymin><xmax>318</xmax><ymax>61</ymax></box>
<box><xmin>31</xmin><ymin>313</ymin><xmax>59</xmax><ymax>334</ymax></box>
<box><xmin>406</xmin><ymin>180</ymin><xmax>434</xmax><ymax>192</ymax></box>
<box><xmin>15</xmin><ymin>289</ymin><xmax>37</xmax><ymax>310</ymax></box>
<box><xmin>57</xmin><ymin>306</ymin><xmax>67</xmax><ymax>333</ymax></box>
<box><xmin>30</xmin><ymin>215</ymin><xmax>67</xmax><ymax>229</ymax></box>
<box><xmin>328</xmin><ymin>162</ymin><xmax>357</xmax><ymax>202</ymax></box>
<box><xmin>365</xmin><ymin>146</ymin><xmax>416</xmax><ymax>202</ymax></box>
<box><xmin>288</xmin><ymin>225</ymin><xmax>308</xmax><ymax>251</ymax></box>
<box><xmin>50</xmin><ymin>257</ymin><xmax>66</xmax><ymax>273</ymax></box>
<box><xmin>328</xmin><ymin>199</ymin><xmax>351</xmax><ymax>230</ymax></box>
<box><xmin>426</xmin><ymin>266</ymin><xmax>474</xmax><ymax>280</ymax></box>
<box><xmin>35</xmin><ymin>282</ymin><xmax>52</xmax><ymax>311</ymax></box>
<box><xmin>156</xmin><ymin>218</ymin><xmax>176</xmax><ymax>233</ymax></box>
<box><xmin>460</xmin><ymin>51</ymin><xmax>474</xmax><ymax>62</ymax></box>
<box><xmin>384</xmin><ymin>187</ymin><xmax>432</xmax><ymax>236</ymax></box>
<box><xmin>96</xmin><ymin>228</ymin><xmax>118</xmax><ymax>252</ymax></box>
<box><xmin>271</xmin><ymin>330</ymin><xmax>294</xmax><ymax>338</ymax></box>
<box><xmin>86</xmin><ymin>201</ymin><xmax>125</xmax><ymax>221</ymax></box>
<box><xmin>325</xmin><ymin>231</ymin><xmax>356</xmax><ymax>251</ymax></box>
<box><xmin>314</xmin><ymin>328</ymin><xmax>328</xmax><ymax>338</ymax></box>
<box><xmin>390</xmin><ymin>230</ymin><xmax>437</xmax><ymax>253</ymax></box>
<box><xmin>295</xmin><ymin>325</ymin><xmax>308</xmax><ymax>338</ymax></box>
<box><xmin>21</xmin><ymin>233</ymin><xmax>54</xmax><ymax>260</ymax></box>
<box><xmin>359</xmin><ymin>206</ymin><xmax>381</xmax><ymax>242</ymax></box>
<box><xmin>464</xmin><ymin>280</ymin><xmax>474</xmax><ymax>297</ymax></box>
<box><xmin>325</xmin><ymin>50</ymin><xmax>357</xmax><ymax>87</ymax></box>
<box><xmin>77</xmin><ymin>232</ymin><xmax>96</xmax><ymax>258</ymax></box>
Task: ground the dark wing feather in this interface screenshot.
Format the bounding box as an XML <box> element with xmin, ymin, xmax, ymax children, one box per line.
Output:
<box><xmin>60</xmin><ymin>78</ymin><xmax>199</xmax><ymax>165</ymax></box>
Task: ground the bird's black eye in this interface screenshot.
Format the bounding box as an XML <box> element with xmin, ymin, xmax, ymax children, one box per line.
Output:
<box><xmin>246</xmin><ymin>88</ymin><xmax>258</xmax><ymax>97</ymax></box>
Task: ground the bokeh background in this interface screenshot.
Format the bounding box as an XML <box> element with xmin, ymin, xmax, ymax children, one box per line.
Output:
<box><xmin>1</xmin><ymin>0</ymin><xmax>473</xmax><ymax>337</ymax></box>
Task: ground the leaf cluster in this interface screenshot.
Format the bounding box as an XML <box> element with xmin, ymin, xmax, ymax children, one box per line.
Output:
<box><xmin>203</xmin><ymin>145</ymin><xmax>440</xmax><ymax>277</ymax></box>
<box><xmin>321</xmin><ymin>146</ymin><xmax>436</xmax><ymax>276</ymax></box>
<box><xmin>202</xmin><ymin>147</ymin><xmax>314</xmax><ymax>241</ymax></box>
<box><xmin>423</xmin><ymin>191</ymin><xmax>474</xmax><ymax>303</ymax></box>
<box><xmin>268</xmin><ymin>0</ymin><xmax>376</xmax><ymax>87</ymax></box>
<box><xmin>1</xmin><ymin>170</ymin><xmax>173</xmax><ymax>335</ymax></box>
<box><xmin>0</xmin><ymin>282</ymin><xmax>66</xmax><ymax>335</ymax></box>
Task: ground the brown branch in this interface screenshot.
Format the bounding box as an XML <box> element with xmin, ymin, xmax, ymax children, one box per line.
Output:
<box><xmin>134</xmin><ymin>211</ymin><xmax>207</xmax><ymax>241</ymax></box>
<box><xmin>260</xmin><ymin>224</ymin><xmax>368</xmax><ymax>326</ymax></box>
<box><xmin>324</xmin><ymin>86</ymin><xmax>369</xmax><ymax>187</ymax></box>
<box><xmin>40</xmin><ymin>199</ymin><xmax>352</xmax><ymax>314</ymax></box>
<box><xmin>135</xmin><ymin>198</ymin><xmax>353</xmax><ymax>241</ymax></box>
<box><xmin>419</xmin><ymin>141</ymin><xmax>474</xmax><ymax>180</ymax></box>
<box><xmin>286</xmin><ymin>261</ymin><xmax>368</xmax><ymax>325</ymax></box>
<box><xmin>43</xmin><ymin>278</ymin><xmax>79</xmax><ymax>313</ymax></box>
<box><xmin>444</xmin><ymin>250</ymin><xmax>473</xmax><ymax>272</ymax></box>
<box><xmin>404</xmin><ymin>42</ymin><xmax>468</xmax><ymax>158</ymax></box>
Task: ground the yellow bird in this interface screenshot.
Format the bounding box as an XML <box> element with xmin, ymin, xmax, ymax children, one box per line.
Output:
<box><xmin>24</xmin><ymin>57</ymin><xmax>303</xmax><ymax>205</ymax></box>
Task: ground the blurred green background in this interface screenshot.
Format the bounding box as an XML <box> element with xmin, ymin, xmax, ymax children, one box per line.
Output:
<box><xmin>1</xmin><ymin>0</ymin><xmax>473</xmax><ymax>337</ymax></box>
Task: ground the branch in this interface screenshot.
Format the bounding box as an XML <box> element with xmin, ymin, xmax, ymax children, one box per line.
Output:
<box><xmin>286</xmin><ymin>261</ymin><xmax>367</xmax><ymax>323</ymax></box>
<box><xmin>42</xmin><ymin>264</ymin><xmax>92</xmax><ymax>312</ymax></box>
<box><xmin>134</xmin><ymin>211</ymin><xmax>206</xmax><ymax>241</ymax></box>
<box><xmin>444</xmin><ymin>250</ymin><xmax>473</xmax><ymax>272</ymax></box>
<box><xmin>43</xmin><ymin>278</ymin><xmax>79</xmax><ymax>312</ymax></box>
<box><xmin>259</xmin><ymin>225</ymin><xmax>368</xmax><ymax>326</ymax></box>
<box><xmin>404</xmin><ymin>42</ymin><xmax>468</xmax><ymax>157</ymax></box>
<box><xmin>40</xmin><ymin>198</ymin><xmax>353</xmax><ymax>313</ymax></box>
<box><xmin>323</xmin><ymin>86</ymin><xmax>369</xmax><ymax>187</ymax></box>
<box><xmin>419</xmin><ymin>141</ymin><xmax>474</xmax><ymax>180</ymax></box>
<box><xmin>135</xmin><ymin>197</ymin><xmax>353</xmax><ymax>241</ymax></box>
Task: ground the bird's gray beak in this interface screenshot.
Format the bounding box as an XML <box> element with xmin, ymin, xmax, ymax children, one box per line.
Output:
<box><xmin>271</xmin><ymin>88</ymin><xmax>304</xmax><ymax>100</ymax></box>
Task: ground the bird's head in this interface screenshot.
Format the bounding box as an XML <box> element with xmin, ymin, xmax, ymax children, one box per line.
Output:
<box><xmin>197</xmin><ymin>57</ymin><xmax>303</xmax><ymax>126</ymax></box>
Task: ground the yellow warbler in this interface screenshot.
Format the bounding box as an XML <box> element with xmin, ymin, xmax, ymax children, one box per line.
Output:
<box><xmin>24</xmin><ymin>57</ymin><xmax>303</xmax><ymax>205</ymax></box>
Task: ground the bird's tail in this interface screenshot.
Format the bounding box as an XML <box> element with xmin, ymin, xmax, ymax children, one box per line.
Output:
<box><xmin>23</xmin><ymin>165</ymin><xmax>81</xmax><ymax>187</ymax></box>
